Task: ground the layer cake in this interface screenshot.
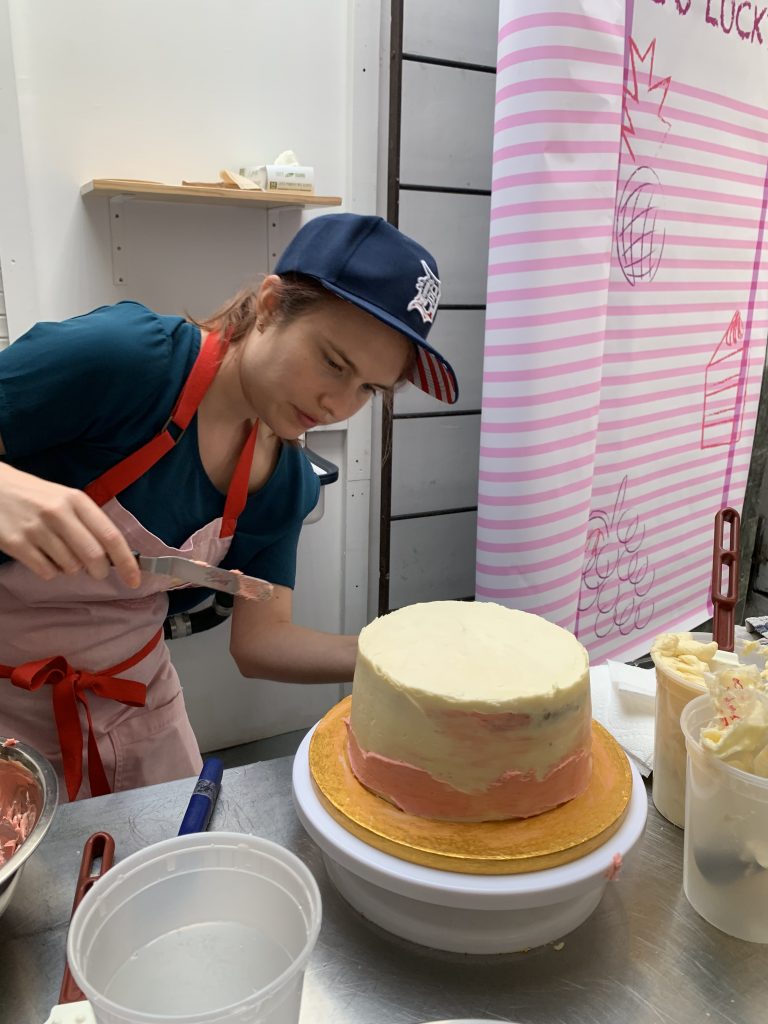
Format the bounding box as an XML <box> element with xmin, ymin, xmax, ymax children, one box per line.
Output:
<box><xmin>347</xmin><ymin>601</ymin><xmax>592</xmax><ymax>822</ymax></box>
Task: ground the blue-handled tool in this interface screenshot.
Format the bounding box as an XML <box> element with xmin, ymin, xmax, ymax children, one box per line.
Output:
<box><xmin>178</xmin><ymin>757</ymin><xmax>224</xmax><ymax>835</ymax></box>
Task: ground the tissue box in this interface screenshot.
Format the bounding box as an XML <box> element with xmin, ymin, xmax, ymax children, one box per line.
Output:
<box><xmin>240</xmin><ymin>164</ymin><xmax>315</xmax><ymax>193</ymax></box>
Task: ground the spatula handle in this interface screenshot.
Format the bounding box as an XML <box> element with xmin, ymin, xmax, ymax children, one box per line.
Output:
<box><xmin>712</xmin><ymin>508</ymin><xmax>740</xmax><ymax>653</ymax></box>
<box><xmin>58</xmin><ymin>832</ymin><xmax>116</xmax><ymax>1004</ymax></box>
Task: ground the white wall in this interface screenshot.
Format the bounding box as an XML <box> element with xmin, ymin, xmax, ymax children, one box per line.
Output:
<box><xmin>1</xmin><ymin>0</ymin><xmax>359</xmax><ymax>330</ymax></box>
<box><xmin>0</xmin><ymin>0</ymin><xmax>37</xmax><ymax>336</ymax></box>
<box><xmin>0</xmin><ymin>271</ymin><xmax>8</xmax><ymax>350</ymax></box>
<box><xmin>0</xmin><ymin>0</ymin><xmax>384</xmax><ymax>748</ymax></box>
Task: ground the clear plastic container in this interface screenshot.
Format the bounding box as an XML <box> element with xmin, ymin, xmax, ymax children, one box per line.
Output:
<box><xmin>681</xmin><ymin>695</ymin><xmax>768</xmax><ymax>943</ymax></box>
<box><xmin>651</xmin><ymin>631</ymin><xmax>766</xmax><ymax>828</ymax></box>
<box><xmin>651</xmin><ymin>632</ymin><xmax>710</xmax><ymax>827</ymax></box>
<box><xmin>66</xmin><ymin>832</ymin><xmax>322</xmax><ymax>1024</ymax></box>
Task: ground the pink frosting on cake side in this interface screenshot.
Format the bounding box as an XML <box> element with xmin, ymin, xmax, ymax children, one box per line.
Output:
<box><xmin>346</xmin><ymin>724</ymin><xmax>592</xmax><ymax>822</ymax></box>
<box><xmin>438</xmin><ymin>709</ymin><xmax>532</xmax><ymax>735</ymax></box>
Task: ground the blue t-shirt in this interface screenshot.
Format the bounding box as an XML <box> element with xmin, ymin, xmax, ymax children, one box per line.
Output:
<box><xmin>0</xmin><ymin>302</ymin><xmax>319</xmax><ymax>608</ymax></box>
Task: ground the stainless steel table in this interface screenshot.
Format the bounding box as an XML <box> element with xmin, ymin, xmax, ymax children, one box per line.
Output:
<box><xmin>3</xmin><ymin>758</ymin><xmax>764</xmax><ymax>1024</ymax></box>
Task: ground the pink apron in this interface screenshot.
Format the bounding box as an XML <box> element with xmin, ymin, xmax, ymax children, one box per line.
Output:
<box><xmin>0</xmin><ymin>331</ymin><xmax>258</xmax><ymax>801</ymax></box>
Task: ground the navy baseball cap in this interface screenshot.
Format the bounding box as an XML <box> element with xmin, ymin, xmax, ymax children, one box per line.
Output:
<box><xmin>274</xmin><ymin>213</ymin><xmax>458</xmax><ymax>404</ymax></box>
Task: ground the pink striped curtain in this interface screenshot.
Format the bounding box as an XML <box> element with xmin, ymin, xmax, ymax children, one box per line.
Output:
<box><xmin>476</xmin><ymin>0</ymin><xmax>768</xmax><ymax>663</ymax></box>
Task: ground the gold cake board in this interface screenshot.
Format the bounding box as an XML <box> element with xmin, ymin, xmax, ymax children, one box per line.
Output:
<box><xmin>309</xmin><ymin>696</ymin><xmax>633</xmax><ymax>875</ymax></box>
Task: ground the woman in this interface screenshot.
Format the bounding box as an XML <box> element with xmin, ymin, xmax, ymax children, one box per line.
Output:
<box><xmin>0</xmin><ymin>213</ymin><xmax>458</xmax><ymax>800</ymax></box>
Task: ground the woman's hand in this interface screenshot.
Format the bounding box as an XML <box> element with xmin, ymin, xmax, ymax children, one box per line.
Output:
<box><xmin>0</xmin><ymin>462</ymin><xmax>141</xmax><ymax>587</ymax></box>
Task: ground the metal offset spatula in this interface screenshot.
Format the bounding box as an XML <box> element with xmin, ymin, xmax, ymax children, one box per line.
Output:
<box><xmin>134</xmin><ymin>553</ymin><xmax>273</xmax><ymax>602</ymax></box>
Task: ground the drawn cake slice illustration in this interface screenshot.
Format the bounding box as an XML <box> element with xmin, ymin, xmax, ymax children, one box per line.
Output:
<box><xmin>701</xmin><ymin>311</ymin><xmax>748</xmax><ymax>450</ymax></box>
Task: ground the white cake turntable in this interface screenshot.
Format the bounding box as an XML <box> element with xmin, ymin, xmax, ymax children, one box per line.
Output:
<box><xmin>292</xmin><ymin>698</ymin><xmax>648</xmax><ymax>954</ymax></box>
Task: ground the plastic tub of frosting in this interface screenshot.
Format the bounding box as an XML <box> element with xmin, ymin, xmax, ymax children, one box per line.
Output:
<box><xmin>650</xmin><ymin>631</ymin><xmax>767</xmax><ymax>828</ymax></box>
<box><xmin>681</xmin><ymin>694</ymin><xmax>768</xmax><ymax>943</ymax></box>
<box><xmin>292</xmin><ymin>728</ymin><xmax>647</xmax><ymax>955</ymax></box>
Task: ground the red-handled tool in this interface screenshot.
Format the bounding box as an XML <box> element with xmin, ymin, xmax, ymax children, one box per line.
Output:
<box><xmin>712</xmin><ymin>507</ymin><xmax>740</xmax><ymax>654</ymax></box>
<box><xmin>48</xmin><ymin>832</ymin><xmax>115</xmax><ymax>1017</ymax></box>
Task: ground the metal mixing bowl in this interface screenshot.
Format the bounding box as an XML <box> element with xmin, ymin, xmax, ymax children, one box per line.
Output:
<box><xmin>0</xmin><ymin>738</ymin><xmax>58</xmax><ymax>919</ymax></box>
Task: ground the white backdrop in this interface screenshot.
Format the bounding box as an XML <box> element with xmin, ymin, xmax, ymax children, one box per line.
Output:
<box><xmin>477</xmin><ymin>0</ymin><xmax>768</xmax><ymax>662</ymax></box>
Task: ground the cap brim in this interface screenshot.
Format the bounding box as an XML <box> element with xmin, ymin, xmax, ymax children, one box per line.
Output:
<box><xmin>316</xmin><ymin>279</ymin><xmax>459</xmax><ymax>405</ymax></box>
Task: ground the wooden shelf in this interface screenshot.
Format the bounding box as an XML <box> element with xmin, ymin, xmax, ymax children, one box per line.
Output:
<box><xmin>80</xmin><ymin>179</ymin><xmax>342</xmax><ymax>209</ymax></box>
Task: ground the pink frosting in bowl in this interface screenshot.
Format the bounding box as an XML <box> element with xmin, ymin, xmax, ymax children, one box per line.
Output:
<box><xmin>0</xmin><ymin>739</ymin><xmax>57</xmax><ymax>921</ymax></box>
<box><xmin>0</xmin><ymin>759</ymin><xmax>41</xmax><ymax>867</ymax></box>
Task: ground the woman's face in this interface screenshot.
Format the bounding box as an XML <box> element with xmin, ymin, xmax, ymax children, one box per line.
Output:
<box><xmin>237</xmin><ymin>281</ymin><xmax>413</xmax><ymax>439</ymax></box>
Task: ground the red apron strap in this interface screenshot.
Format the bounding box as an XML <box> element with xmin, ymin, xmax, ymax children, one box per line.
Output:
<box><xmin>221</xmin><ymin>421</ymin><xmax>259</xmax><ymax>538</ymax></box>
<box><xmin>84</xmin><ymin>434</ymin><xmax>176</xmax><ymax>507</ymax></box>
<box><xmin>0</xmin><ymin>628</ymin><xmax>162</xmax><ymax>801</ymax></box>
<box><xmin>103</xmin><ymin>626</ymin><xmax>165</xmax><ymax>675</ymax></box>
<box><xmin>85</xmin><ymin>331</ymin><xmax>228</xmax><ymax>507</ymax></box>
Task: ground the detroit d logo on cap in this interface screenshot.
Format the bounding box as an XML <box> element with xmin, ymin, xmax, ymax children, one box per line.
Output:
<box><xmin>407</xmin><ymin>261</ymin><xmax>441</xmax><ymax>324</ymax></box>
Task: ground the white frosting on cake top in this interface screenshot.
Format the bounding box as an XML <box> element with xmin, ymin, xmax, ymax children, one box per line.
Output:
<box><xmin>351</xmin><ymin>600</ymin><xmax>592</xmax><ymax>789</ymax></box>
<box><xmin>357</xmin><ymin>600</ymin><xmax>588</xmax><ymax>711</ymax></box>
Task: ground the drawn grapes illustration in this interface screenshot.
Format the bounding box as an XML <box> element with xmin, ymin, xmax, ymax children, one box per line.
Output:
<box><xmin>578</xmin><ymin>476</ymin><xmax>655</xmax><ymax>638</ymax></box>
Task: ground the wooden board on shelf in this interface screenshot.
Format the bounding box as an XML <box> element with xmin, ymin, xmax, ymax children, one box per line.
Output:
<box><xmin>80</xmin><ymin>179</ymin><xmax>342</xmax><ymax>209</ymax></box>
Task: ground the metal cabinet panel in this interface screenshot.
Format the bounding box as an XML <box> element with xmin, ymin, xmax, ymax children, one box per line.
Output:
<box><xmin>390</xmin><ymin>510</ymin><xmax>477</xmax><ymax>607</ymax></box>
<box><xmin>392</xmin><ymin>414</ymin><xmax>480</xmax><ymax>516</ymax></box>
<box><xmin>403</xmin><ymin>0</ymin><xmax>499</xmax><ymax>67</ymax></box>
<box><xmin>400</xmin><ymin>62</ymin><xmax>495</xmax><ymax>191</ymax></box>
<box><xmin>395</xmin><ymin>308</ymin><xmax>484</xmax><ymax>414</ymax></box>
<box><xmin>399</xmin><ymin>191</ymin><xmax>491</xmax><ymax>306</ymax></box>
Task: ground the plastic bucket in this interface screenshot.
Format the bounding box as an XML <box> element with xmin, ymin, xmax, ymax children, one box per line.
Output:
<box><xmin>67</xmin><ymin>832</ymin><xmax>322</xmax><ymax>1024</ymax></box>
<box><xmin>681</xmin><ymin>695</ymin><xmax>768</xmax><ymax>943</ymax></box>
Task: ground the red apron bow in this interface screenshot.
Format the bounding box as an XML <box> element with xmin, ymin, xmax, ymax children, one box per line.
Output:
<box><xmin>0</xmin><ymin>629</ymin><xmax>161</xmax><ymax>801</ymax></box>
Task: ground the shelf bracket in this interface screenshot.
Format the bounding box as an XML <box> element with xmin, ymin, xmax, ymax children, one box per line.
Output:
<box><xmin>108</xmin><ymin>196</ymin><xmax>128</xmax><ymax>286</ymax></box>
<box><xmin>266</xmin><ymin>206</ymin><xmax>302</xmax><ymax>272</ymax></box>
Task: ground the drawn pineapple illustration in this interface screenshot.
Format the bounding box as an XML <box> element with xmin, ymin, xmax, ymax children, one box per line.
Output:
<box><xmin>615</xmin><ymin>37</ymin><xmax>671</xmax><ymax>286</ymax></box>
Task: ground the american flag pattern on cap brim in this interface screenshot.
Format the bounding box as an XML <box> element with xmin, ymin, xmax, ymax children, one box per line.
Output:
<box><xmin>408</xmin><ymin>346</ymin><xmax>458</xmax><ymax>404</ymax></box>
